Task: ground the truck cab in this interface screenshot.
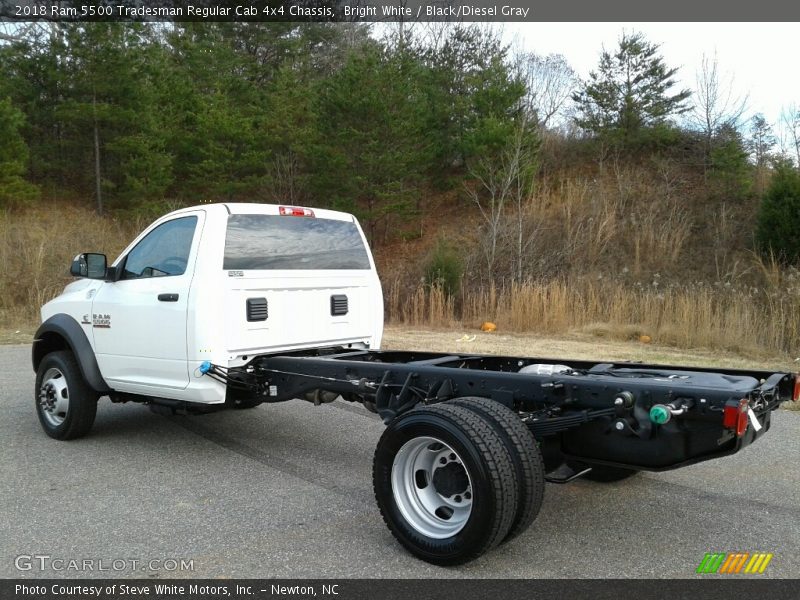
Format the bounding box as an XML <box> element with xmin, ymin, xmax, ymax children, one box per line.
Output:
<box><xmin>36</xmin><ymin>203</ymin><xmax>383</xmax><ymax>406</ymax></box>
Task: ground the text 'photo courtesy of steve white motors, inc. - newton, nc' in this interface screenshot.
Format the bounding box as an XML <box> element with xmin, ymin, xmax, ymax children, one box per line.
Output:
<box><xmin>11</xmin><ymin>2</ymin><xmax>532</xmax><ymax>19</ymax></box>
<box><xmin>15</xmin><ymin>583</ymin><xmax>338</xmax><ymax>598</ymax></box>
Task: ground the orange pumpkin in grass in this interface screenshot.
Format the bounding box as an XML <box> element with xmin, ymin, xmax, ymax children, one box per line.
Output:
<box><xmin>480</xmin><ymin>322</ymin><xmax>497</xmax><ymax>332</ymax></box>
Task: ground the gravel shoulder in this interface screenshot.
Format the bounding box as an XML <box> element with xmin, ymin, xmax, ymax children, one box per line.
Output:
<box><xmin>383</xmin><ymin>325</ymin><xmax>799</xmax><ymax>374</ymax></box>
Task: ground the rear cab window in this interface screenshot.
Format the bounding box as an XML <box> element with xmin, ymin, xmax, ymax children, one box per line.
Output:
<box><xmin>223</xmin><ymin>214</ymin><xmax>371</xmax><ymax>270</ymax></box>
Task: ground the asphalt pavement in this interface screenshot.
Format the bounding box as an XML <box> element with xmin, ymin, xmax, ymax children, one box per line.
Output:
<box><xmin>2</xmin><ymin>344</ymin><xmax>799</xmax><ymax>579</ymax></box>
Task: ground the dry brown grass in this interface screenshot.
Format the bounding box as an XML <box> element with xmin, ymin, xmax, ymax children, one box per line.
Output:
<box><xmin>0</xmin><ymin>205</ymin><xmax>143</xmax><ymax>327</ymax></box>
<box><xmin>3</xmin><ymin>202</ymin><xmax>799</xmax><ymax>373</ymax></box>
<box><xmin>385</xmin><ymin>279</ymin><xmax>800</xmax><ymax>360</ymax></box>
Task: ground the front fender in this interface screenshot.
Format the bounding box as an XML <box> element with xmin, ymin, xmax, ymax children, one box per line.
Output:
<box><xmin>32</xmin><ymin>314</ymin><xmax>111</xmax><ymax>393</ymax></box>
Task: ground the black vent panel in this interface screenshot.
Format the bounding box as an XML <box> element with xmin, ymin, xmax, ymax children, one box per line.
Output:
<box><xmin>246</xmin><ymin>297</ymin><xmax>268</xmax><ymax>322</ymax></box>
<box><xmin>330</xmin><ymin>294</ymin><xmax>348</xmax><ymax>316</ymax></box>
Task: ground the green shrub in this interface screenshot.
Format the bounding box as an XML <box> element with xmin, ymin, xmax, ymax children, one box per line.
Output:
<box><xmin>756</xmin><ymin>163</ymin><xmax>800</xmax><ymax>264</ymax></box>
<box><xmin>424</xmin><ymin>238</ymin><xmax>463</xmax><ymax>296</ymax></box>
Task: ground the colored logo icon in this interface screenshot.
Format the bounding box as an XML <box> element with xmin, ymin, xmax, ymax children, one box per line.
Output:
<box><xmin>697</xmin><ymin>552</ymin><xmax>773</xmax><ymax>574</ymax></box>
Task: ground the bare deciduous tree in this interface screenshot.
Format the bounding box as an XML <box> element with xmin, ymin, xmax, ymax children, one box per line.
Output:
<box><xmin>0</xmin><ymin>23</ymin><xmax>29</xmax><ymax>44</ymax></box>
<box><xmin>415</xmin><ymin>18</ymin><xmax>456</xmax><ymax>52</ymax></box>
<box><xmin>464</xmin><ymin>118</ymin><xmax>538</xmax><ymax>281</ymax></box>
<box><xmin>779</xmin><ymin>104</ymin><xmax>800</xmax><ymax>167</ymax></box>
<box><xmin>516</xmin><ymin>52</ymin><xmax>577</xmax><ymax>129</ymax></box>
<box><xmin>0</xmin><ymin>22</ymin><xmax>60</xmax><ymax>45</ymax></box>
<box><xmin>688</xmin><ymin>52</ymin><xmax>748</xmax><ymax>172</ymax></box>
<box><xmin>750</xmin><ymin>115</ymin><xmax>776</xmax><ymax>164</ymax></box>
<box><xmin>267</xmin><ymin>151</ymin><xmax>305</xmax><ymax>205</ymax></box>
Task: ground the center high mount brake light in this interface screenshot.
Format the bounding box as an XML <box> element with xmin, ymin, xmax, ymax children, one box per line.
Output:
<box><xmin>279</xmin><ymin>206</ymin><xmax>315</xmax><ymax>217</ymax></box>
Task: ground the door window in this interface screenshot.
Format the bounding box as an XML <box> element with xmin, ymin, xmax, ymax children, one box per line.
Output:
<box><xmin>121</xmin><ymin>216</ymin><xmax>198</xmax><ymax>279</ymax></box>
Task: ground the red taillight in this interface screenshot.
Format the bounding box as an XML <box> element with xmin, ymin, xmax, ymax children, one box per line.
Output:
<box><xmin>723</xmin><ymin>398</ymin><xmax>749</xmax><ymax>437</ymax></box>
<box><xmin>793</xmin><ymin>374</ymin><xmax>800</xmax><ymax>402</ymax></box>
<box><xmin>279</xmin><ymin>206</ymin><xmax>315</xmax><ymax>217</ymax></box>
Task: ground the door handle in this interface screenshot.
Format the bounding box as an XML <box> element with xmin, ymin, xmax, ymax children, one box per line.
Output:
<box><xmin>158</xmin><ymin>293</ymin><xmax>179</xmax><ymax>302</ymax></box>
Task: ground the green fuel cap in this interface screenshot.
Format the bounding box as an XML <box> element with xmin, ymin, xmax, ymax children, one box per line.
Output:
<box><xmin>650</xmin><ymin>404</ymin><xmax>671</xmax><ymax>425</ymax></box>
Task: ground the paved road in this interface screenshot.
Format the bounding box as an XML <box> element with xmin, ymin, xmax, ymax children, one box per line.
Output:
<box><xmin>2</xmin><ymin>344</ymin><xmax>799</xmax><ymax>579</ymax></box>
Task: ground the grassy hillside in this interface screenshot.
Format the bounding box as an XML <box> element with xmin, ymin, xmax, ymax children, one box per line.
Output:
<box><xmin>3</xmin><ymin>161</ymin><xmax>799</xmax><ymax>363</ymax></box>
<box><xmin>377</xmin><ymin>158</ymin><xmax>800</xmax><ymax>359</ymax></box>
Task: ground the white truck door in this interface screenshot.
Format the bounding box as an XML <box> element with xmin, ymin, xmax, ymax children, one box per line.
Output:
<box><xmin>91</xmin><ymin>213</ymin><xmax>202</xmax><ymax>392</ymax></box>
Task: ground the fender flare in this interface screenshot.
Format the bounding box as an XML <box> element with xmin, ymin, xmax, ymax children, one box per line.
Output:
<box><xmin>32</xmin><ymin>314</ymin><xmax>111</xmax><ymax>394</ymax></box>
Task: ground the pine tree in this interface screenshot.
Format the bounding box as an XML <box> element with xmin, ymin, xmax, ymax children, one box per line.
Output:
<box><xmin>756</xmin><ymin>162</ymin><xmax>800</xmax><ymax>263</ymax></box>
<box><xmin>749</xmin><ymin>114</ymin><xmax>776</xmax><ymax>194</ymax></box>
<box><xmin>311</xmin><ymin>45</ymin><xmax>432</xmax><ymax>244</ymax></box>
<box><xmin>0</xmin><ymin>97</ymin><xmax>38</xmax><ymax>207</ymax></box>
<box><xmin>573</xmin><ymin>32</ymin><xmax>691</xmax><ymax>148</ymax></box>
<box><xmin>54</xmin><ymin>24</ymin><xmax>173</xmax><ymax>212</ymax></box>
<box><xmin>419</xmin><ymin>26</ymin><xmax>525</xmax><ymax>175</ymax></box>
<box><xmin>708</xmin><ymin>123</ymin><xmax>752</xmax><ymax>202</ymax></box>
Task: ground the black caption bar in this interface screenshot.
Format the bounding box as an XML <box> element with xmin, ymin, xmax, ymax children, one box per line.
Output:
<box><xmin>3</xmin><ymin>579</ymin><xmax>800</xmax><ymax>600</ymax></box>
<box><xmin>2</xmin><ymin>0</ymin><xmax>800</xmax><ymax>22</ymax></box>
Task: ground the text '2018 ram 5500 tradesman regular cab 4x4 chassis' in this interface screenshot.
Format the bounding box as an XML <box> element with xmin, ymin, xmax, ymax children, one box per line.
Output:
<box><xmin>32</xmin><ymin>203</ymin><xmax>800</xmax><ymax>565</ymax></box>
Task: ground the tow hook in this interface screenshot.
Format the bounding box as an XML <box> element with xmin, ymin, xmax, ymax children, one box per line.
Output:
<box><xmin>650</xmin><ymin>399</ymin><xmax>694</xmax><ymax>425</ymax></box>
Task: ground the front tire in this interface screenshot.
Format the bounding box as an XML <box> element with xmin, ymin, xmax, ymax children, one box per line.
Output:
<box><xmin>35</xmin><ymin>350</ymin><xmax>98</xmax><ymax>440</ymax></box>
<box><xmin>373</xmin><ymin>405</ymin><xmax>518</xmax><ymax>566</ymax></box>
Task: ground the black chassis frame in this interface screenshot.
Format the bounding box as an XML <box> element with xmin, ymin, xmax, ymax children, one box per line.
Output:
<box><xmin>238</xmin><ymin>348</ymin><xmax>794</xmax><ymax>473</ymax></box>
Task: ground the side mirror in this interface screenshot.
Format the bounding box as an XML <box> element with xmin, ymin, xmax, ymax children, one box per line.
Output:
<box><xmin>70</xmin><ymin>253</ymin><xmax>107</xmax><ymax>279</ymax></box>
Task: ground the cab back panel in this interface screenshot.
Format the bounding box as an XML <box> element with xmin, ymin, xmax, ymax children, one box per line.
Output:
<box><xmin>225</xmin><ymin>273</ymin><xmax>376</xmax><ymax>354</ymax></box>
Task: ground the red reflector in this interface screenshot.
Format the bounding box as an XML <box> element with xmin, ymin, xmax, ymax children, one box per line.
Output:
<box><xmin>737</xmin><ymin>410</ymin><xmax>748</xmax><ymax>437</ymax></box>
<box><xmin>793</xmin><ymin>374</ymin><xmax>800</xmax><ymax>402</ymax></box>
<box><xmin>723</xmin><ymin>398</ymin><xmax>749</xmax><ymax>437</ymax></box>
<box><xmin>279</xmin><ymin>206</ymin><xmax>315</xmax><ymax>217</ymax></box>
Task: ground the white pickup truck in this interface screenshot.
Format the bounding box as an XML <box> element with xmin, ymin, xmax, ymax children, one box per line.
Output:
<box><xmin>33</xmin><ymin>203</ymin><xmax>799</xmax><ymax>565</ymax></box>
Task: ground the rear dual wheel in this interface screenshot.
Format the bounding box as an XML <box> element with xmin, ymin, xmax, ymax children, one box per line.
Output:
<box><xmin>373</xmin><ymin>400</ymin><xmax>544</xmax><ymax>565</ymax></box>
<box><xmin>446</xmin><ymin>397</ymin><xmax>545</xmax><ymax>543</ymax></box>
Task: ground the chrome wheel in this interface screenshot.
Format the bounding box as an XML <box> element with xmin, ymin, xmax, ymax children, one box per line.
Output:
<box><xmin>39</xmin><ymin>367</ymin><xmax>69</xmax><ymax>427</ymax></box>
<box><xmin>391</xmin><ymin>436</ymin><xmax>473</xmax><ymax>539</ymax></box>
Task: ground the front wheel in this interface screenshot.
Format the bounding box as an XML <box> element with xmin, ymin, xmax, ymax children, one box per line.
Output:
<box><xmin>373</xmin><ymin>405</ymin><xmax>518</xmax><ymax>565</ymax></box>
<box><xmin>35</xmin><ymin>350</ymin><xmax>98</xmax><ymax>440</ymax></box>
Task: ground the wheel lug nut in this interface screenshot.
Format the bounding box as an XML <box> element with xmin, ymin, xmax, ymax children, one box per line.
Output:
<box><xmin>449</xmin><ymin>453</ymin><xmax>456</xmax><ymax>460</ymax></box>
<box><xmin>454</xmin><ymin>495</ymin><xmax>462</xmax><ymax>503</ymax></box>
<box><xmin>464</xmin><ymin>492</ymin><xmax>471</xmax><ymax>499</ymax></box>
<box><xmin>439</xmin><ymin>457</ymin><xmax>447</xmax><ymax>464</ymax></box>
